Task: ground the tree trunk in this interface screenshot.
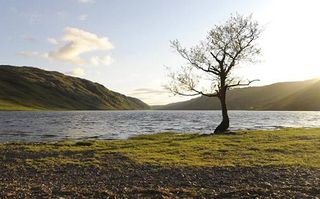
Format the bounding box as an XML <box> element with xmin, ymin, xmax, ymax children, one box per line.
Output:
<box><xmin>214</xmin><ymin>89</ymin><xmax>229</xmax><ymax>133</ymax></box>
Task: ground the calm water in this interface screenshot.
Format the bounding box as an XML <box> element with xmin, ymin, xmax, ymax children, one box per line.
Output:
<box><xmin>0</xmin><ymin>110</ymin><xmax>320</xmax><ymax>142</ymax></box>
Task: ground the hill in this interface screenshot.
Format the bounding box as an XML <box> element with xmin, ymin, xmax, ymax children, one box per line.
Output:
<box><xmin>0</xmin><ymin>65</ymin><xmax>149</xmax><ymax>110</ymax></box>
<box><xmin>156</xmin><ymin>79</ymin><xmax>320</xmax><ymax>111</ymax></box>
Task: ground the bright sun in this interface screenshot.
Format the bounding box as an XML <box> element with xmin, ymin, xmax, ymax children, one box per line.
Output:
<box><xmin>235</xmin><ymin>0</ymin><xmax>320</xmax><ymax>85</ymax></box>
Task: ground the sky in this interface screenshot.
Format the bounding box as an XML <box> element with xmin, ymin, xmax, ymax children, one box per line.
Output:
<box><xmin>1</xmin><ymin>0</ymin><xmax>320</xmax><ymax>105</ymax></box>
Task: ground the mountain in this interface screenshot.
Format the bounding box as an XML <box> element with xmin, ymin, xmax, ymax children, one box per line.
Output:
<box><xmin>0</xmin><ymin>65</ymin><xmax>149</xmax><ymax>110</ymax></box>
<box><xmin>156</xmin><ymin>79</ymin><xmax>320</xmax><ymax>111</ymax></box>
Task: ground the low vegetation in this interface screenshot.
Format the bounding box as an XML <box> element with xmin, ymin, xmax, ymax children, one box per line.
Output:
<box><xmin>3</xmin><ymin>128</ymin><xmax>319</xmax><ymax>168</ymax></box>
<box><xmin>1</xmin><ymin>128</ymin><xmax>320</xmax><ymax>198</ymax></box>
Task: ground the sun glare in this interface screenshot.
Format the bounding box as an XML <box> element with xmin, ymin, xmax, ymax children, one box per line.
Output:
<box><xmin>254</xmin><ymin>0</ymin><xmax>320</xmax><ymax>83</ymax></box>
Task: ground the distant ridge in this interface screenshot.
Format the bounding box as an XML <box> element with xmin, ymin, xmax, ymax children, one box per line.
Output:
<box><xmin>155</xmin><ymin>79</ymin><xmax>320</xmax><ymax>111</ymax></box>
<box><xmin>0</xmin><ymin>65</ymin><xmax>149</xmax><ymax>110</ymax></box>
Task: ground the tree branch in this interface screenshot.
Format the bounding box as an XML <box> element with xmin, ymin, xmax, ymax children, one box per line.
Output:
<box><xmin>173</xmin><ymin>89</ymin><xmax>218</xmax><ymax>98</ymax></box>
<box><xmin>210</xmin><ymin>52</ymin><xmax>222</xmax><ymax>65</ymax></box>
<box><xmin>226</xmin><ymin>79</ymin><xmax>259</xmax><ymax>88</ymax></box>
<box><xmin>174</xmin><ymin>43</ymin><xmax>220</xmax><ymax>75</ymax></box>
<box><xmin>191</xmin><ymin>88</ymin><xmax>219</xmax><ymax>97</ymax></box>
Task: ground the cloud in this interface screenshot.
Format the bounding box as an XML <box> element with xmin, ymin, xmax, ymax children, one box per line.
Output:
<box><xmin>90</xmin><ymin>55</ymin><xmax>113</xmax><ymax>66</ymax></box>
<box><xmin>17</xmin><ymin>51</ymin><xmax>48</xmax><ymax>59</ymax></box>
<box><xmin>130</xmin><ymin>88</ymin><xmax>168</xmax><ymax>96</ymax></box>
<box><xmin>17</xmin><ymin>51</ymin><xmax>40</xmax><ymax>57</ymax></box>
<box><xmin>78</xmin><ymin>14</ymin><xmax>88</xmax><ymax>21</ymax></box>
<box><xmin>128</xmin><ymin>88</ymin><xmax>187</xmax><ymax>105</ymax></box>
<box><xmin>47</xmin><ymin>37</ymin><xmax>59</xmax><ymax>45</ymax></box>
<box><xmin>77</xmin><ymin>0</ymin><xmax>94</xmax><ymax>3</ymax></box>
<box><xmin>66</xmin><ymin>67</ymin><xmax>85</xmax><ymax>77</ymax></box>
<box><xmin>17</xmin><ymin>27</ymin><xmax>114</xmax><ymax>70</ymax></box>
<box><xmin>48</xmin><ymin>27</ymin><xmax>114</xmax><ymax>65</ymax></box>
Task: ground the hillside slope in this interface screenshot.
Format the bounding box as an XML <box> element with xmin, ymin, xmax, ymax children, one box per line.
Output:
<box><xmin>0</xmin><ymin>65</ymin><xmax>149</xmax><ymax>110</ymax></box>
<box><xmin>156</xmin><ymin>79</ymin><xmax>320</xmax><ymax>111</ymax></box>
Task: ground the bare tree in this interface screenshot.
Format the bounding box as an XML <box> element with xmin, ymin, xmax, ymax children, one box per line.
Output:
<box><xmin>166</xmin><ymin>14</ymin><xmax>262</xmax><ymax>133</ymax></box>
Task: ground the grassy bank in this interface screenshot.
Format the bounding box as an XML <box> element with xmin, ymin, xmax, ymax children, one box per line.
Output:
<box><xmin>1</xmin><ymin>128</ymin><xmax>320</xmax><ymax>198</ymax></box>
<box><xmin>3</xmin><ymin>128</ymin><xmax>320</xmax><ymax>168</ymax></box>
<box><xmin>0</xmin><ymin>100</ymin><xmax>38</xmax><ymax>110</ymax></box>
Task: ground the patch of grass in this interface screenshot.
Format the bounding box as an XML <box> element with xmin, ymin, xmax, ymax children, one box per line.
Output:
<box><xmin>1</xmin><ymin>128</ymin><xmax>320</xmax><ymax>167</ymax></box>
<box><xmin>74</xmin><ymin>140</ymin><xmax>94</xmax><ymax>147</ymax></box>
<box><xmin>21</xmin><ymin>151</ymin><xmax>101</xmax><ymax>167</ymax></box>
<box><xmin>35</xmin><ymin>156</ymin><xmax>100</xmax><ymax>167</ymax></box>
<box><xmin>0</xmin><ymin>100</ymin><xmax>37</xmax><ymax>110</ymax></box>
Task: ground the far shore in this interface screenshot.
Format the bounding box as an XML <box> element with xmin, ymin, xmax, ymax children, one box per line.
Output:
<box><xmin>1</xmin><ymin>128</ymin><xmax>320</xmax><ymax>198</ymax></box>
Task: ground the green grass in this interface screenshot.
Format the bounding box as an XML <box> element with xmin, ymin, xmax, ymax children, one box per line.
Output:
<box><xmin>3</xmin><ymin>128</ymin><xmax>320</xmax><ymax>168</ymax></box>
<box><xmin>0</xmin><ymin>100</ymin><xmax>38</xmax><ymax>110</ymax></box>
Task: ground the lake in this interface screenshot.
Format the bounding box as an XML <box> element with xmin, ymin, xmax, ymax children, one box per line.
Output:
<box><xmin>0</xmin><ymin>110</ymin><xmax>319</xmax><ymax>142</ymax></box>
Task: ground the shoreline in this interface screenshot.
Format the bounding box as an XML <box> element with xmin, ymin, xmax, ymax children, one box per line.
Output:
<box><xmin>0</xmin><ymin>127</ymin><xmax>319</xmax><ymax>144</ymax></box>
<box><xmin>1</xmin><ymin>128</ymin><xmax>320</xmax><ymax>198</ymax></box>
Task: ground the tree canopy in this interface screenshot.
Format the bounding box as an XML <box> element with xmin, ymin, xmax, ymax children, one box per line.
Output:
<box><xmin>167</xmin><ymin>14</ymin><xmax>263</xmax><ymax>133</ymax></box>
